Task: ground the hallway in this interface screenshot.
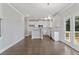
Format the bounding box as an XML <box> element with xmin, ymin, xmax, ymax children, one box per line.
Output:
<box><xmin>1</xmin><ymin>36</ymin><xmax>79</xmax><ymax>55</ymax></box>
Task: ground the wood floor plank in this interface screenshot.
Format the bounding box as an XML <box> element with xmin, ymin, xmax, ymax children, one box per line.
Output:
<box><xmin>1</xmin><ymin>36</ymin><xmax>79</xmax><ymax>55</ymax></box>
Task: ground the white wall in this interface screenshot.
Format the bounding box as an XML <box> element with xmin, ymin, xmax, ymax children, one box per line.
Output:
<box><xmin>0</xmin><ymin>4</ymin><xmax>2</xmax><ymax>37</ymax></box>
<box><xmin>0</xmin><ymin>4</ymin><xmax>2</xmax><ymax>17</ymax></box>
<box><xmin>0</xmin><ymin>3</ymin><xmax>24</xmax><ymax>53</ymax></box>
<box><xmin>0</xmin><ymin>3</ymin><xmax>2</xmax><ymax>52</ymax></box>
<box><xmin>53</xmin><ymin>13</ymin><xmax>65</xmax><ymax>41</ymax></box>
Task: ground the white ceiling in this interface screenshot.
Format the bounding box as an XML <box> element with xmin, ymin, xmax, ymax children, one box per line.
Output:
<box><xmin>11</xmin><ymin>3</ymin><xmax>71</xmax><ymax>18</ymax></box>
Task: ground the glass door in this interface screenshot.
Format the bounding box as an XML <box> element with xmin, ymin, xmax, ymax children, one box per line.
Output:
<box><xmin>74</xmin><ymin>16</ymin><xmax>79</xmax><ymax>47</ymax></box>
<box><xmin>66</xmin><ymin>18</ymin><xmax>71</xmax><ymax>45</ymax></box>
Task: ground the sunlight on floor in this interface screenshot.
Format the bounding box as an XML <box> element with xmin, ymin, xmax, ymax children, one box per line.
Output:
<box><xmin>66</xmin><ymin>32</ymin><xmax>79</xmax><ymax>46</ymax></box>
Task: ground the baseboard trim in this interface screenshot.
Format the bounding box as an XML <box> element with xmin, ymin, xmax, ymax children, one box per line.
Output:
<box><xmin>0</xmin><ymin>37</ymin><xmax>24</xmax><ymax>54</ymax></box>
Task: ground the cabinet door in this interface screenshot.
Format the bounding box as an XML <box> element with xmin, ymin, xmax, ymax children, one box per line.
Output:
<box><xmin>54</xmin><ymin>32</ymin><xmax>59</xmax><ymax>41</ymax></box>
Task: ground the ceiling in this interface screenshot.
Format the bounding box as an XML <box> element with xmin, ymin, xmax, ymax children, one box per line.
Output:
<box><xmin>11</xmin><ymin>3</ymin><xmax>71</xmax><ymax>18</ymax></box>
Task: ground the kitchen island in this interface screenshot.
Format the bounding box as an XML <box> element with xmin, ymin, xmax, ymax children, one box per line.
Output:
<box><xmin>31</xmin><ymin>27</ymin><xmax>43</xmax><ymax>39</ymax></box>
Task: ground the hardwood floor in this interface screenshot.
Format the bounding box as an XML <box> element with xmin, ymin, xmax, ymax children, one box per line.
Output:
<box><xmin>1</xmin><ymin>35</ymin><xmax>79</xmax><ymax>55</ymax></box>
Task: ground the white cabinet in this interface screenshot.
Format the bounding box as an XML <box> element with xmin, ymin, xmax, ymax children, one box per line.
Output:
<box><xmin>31</xmin><ymin>28</ymin><xmax>43</xmax><ymax>39</ymax></box>
<box><xmin>54</xmin><ymin>32</ymin><xmax>59</xmax><ymax>41</ymax></box>
<box><xmin>32</xmin><ymin>28</ymin><xmax>40</xmax><ymax>39</ymax></box>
